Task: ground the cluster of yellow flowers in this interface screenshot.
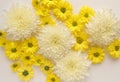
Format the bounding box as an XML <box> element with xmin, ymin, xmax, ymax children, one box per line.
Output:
<box><xmin>0</xmin><ymin>0</ymin><xmax>120</xmax><ymax>82</ymax></box>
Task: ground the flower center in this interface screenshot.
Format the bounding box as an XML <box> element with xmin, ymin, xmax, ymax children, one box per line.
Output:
<box><xmin>72</xmin><ymin>21</ymin><xmax>78</xmax><ymax>26</ymax></box>
<box><xmin>11</xmin><ymin>48</ymin><xmax>17</xmax><ymax>53</ymax></box>
<box><xmin>44</xmin><ymin>66</ymin><xmax>50</xmax><ymax>71</ymax></box>
<box><xmin>28</xmin><ymin>43</ymin><xmax>33</xmax><ymax>47</ymax></box>
<box><xmin>115</xmin><ymin>46</ymin><xmax>119</xmax><ymax>51</ymax></box>
<box><xmin>76</xmin><ymin>37</ymin><xmax>83</xmax><ymax>44</ymax></box>
<box><xmin>60</xmin><ymin>7</ymin><xmax>66</xmax><ymax>13</ymax></box>
<box><xmin>0</xmin><ymin>32</ymin><xmax>2</xmax><ymax>36</ymax></box>
<box><xmin>25</xmin><ymin>56</ymin><xmax>30</xmax><ymax>60</ymax></box>
<box><xmin>23</xmin><ymin>70</ymin><xmax>29</xmax><ymax>76</ymax></box>
<box><xmin>13</xmin><ymin>64</ymin><xmax>17</xmax><ymax>68</ymax></box>
<box><xmin>51</xmin><ymin>78</ymin><xmax>55</xmax><ymax>82</ymax></box>
<box><xmin>94</xmin><ymin>52</ymin><xmax>99</xmax><ymax>57</ymax></box>
<box><xmin>84</xmin><ymin>13</ymin><xmax>89</xmax><ymax>18</ymax></box>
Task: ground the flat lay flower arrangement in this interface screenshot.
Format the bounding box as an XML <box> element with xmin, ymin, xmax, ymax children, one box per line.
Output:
<box><xmin>0</xmin><ymin>0</ymin><xmax>120</xmax><ymax>82</ymax></box>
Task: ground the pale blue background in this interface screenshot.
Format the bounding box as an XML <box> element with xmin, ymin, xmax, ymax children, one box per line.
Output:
<box><xmin>0</xmin><ymin>0</ymin><xmax>120</xmax><ymax>82</ymax></box>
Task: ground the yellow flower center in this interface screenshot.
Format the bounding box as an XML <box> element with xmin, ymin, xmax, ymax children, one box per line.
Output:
<box><xmin>0</xmin><ymin>32</ymin><xmax>2</xmax><ymax>36</ymax></box>
<box><xmin>84</xmin><ymin>13</ymin><xmax>89</xmax><ymax>18</ymax></box>
<box><xmin>94</xmin><ymin>52</ymin><xmax>99</xmax><ymax>57</ymax></box>
<box><xmin>60</xmin><ymin>7</ymin><xmax>66</xmax><ymax>13</ymax></box>
<box><xmin>23</xmin><ymin>70</ymin><xmax>29</xmax><ymax>76</ymax></box>
<box><xmin>115</xmin><ymin>46</ymin><xmax>119</xmax><ymax>51</ymax></box>
<box><xmin>76</xmin><ymin>37</ymin><xmax>83</xmax><ymax>44</ymax></box>
<box><xmin>25</xmin><ymin>56</ymin><xmax>30</xmax><ymax>60</ymax></box>
<box><xmin>51</xmin><ymin>78</ymin><xmax>55</xmax><ymax>82</ymax></box>
<box><xmin>13</xmin><ymin>64</ymin><xmax>17</xmax><ymax>68</ymax></box>
<box><xmin>28</xmin><ymin>43</ymin><xmax>33</xmax><ymax>47</ymax></box>
<box><xmin>44</xmin><ymin>66</ymin><xmax>50</xmax><ymax>71</ymax></box>
<box><xmin>72</xmin><ymin>21</ymin><xmax>78</xmax><ymax>27</ymax></box>
<box><xmin>11</xmin><ymin>48</ymin><xmax>17</xmax><ymax>53</ymax></box>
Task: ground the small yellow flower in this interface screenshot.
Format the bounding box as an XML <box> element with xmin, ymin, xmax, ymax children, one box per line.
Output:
<box><xmin>108</xmin><ymin>40</ymin><xmax>120</xmax><ymax>58</ymax></box>
<box><xmin>17</xmin><ymin>66</ymin><xmax>34</xmax><ymax>81</ymax></box>
<box><xmin>36</xmin><ymin>6</ymin><xmax>50</xmax><ymax>16</ymax></box>
<box><xmin>0</xmin><ymin>30</ymin><xmax>7</xmax><ymax>47</ymax></box>
<box><xmin>40</xmin><ymin>16</ymin><xmax>55</xmax><ymax>26</ymax></box>
<box><xmin>10</xmin><ymin>62</ymin><xmax>21</xmax><ymax>72</ymax></box>
<box><xmin>32</xmin><ymin>0</ymin><xmax>42</xmax><ymax>10</ymax></box>
<box><xmin>73</xmin><ymin>30</ymin><xmax>89</xmax><ymax>51</ymax></box>
<box><xmin>41</xmin><ymin>0</ymin><xmax>58</xmax><ymax>8</ymax></box>
<box><xmin>20</xmin><ymin>53</ymin><xmax>35</xmax><ymax>66</ymax></box>
<box><xmin>34</xmin><ymin>55</ymin><xmax>45</xmax><ymax>66</ymax></box>
<box><xmin>40</xmin><ymin>60</ymin><xmax>54</xmax><ymax>75</ymax></box>
<box><xmin>53</xmin><ymin>1</ymin><xmax>72</xmax><ymax>21</ymax></box>
<box><xmin>5</xmin><ymin>41</ymin><xmax>21</xmax><ymax>60</ymax></box>
<box><xmin>79</xmin><ymin>6</ymin><xmax>94</xmax><ymax>23</ymax></box>
<box><xmin>21</xmin><ymin>37</ymin><xmax>38</xmax><ymax>54</ymax></box>
<box><xmin>88</xmin><ymin>47</ymin><xmax>105</xmax><ymax>64</ymax></box>
<box><xmin>46</xmin><ymin>73</ymin><xmax>60</xmax><ymax>82</ymax></box>
<box><xmin>66</xmin><ymin>15</ymin><xmax>84</xmax><ymax>32</ymax></box>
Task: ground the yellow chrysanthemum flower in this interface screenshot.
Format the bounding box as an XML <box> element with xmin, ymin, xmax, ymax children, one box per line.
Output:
<box><xmin>36</xmin><ymin>6</ymin><xmax>50</xmax><ymax>16</ymax></box>
<box><xmin>73</xmin><ymin>30</ymin><xmax>89</xmax><ymax>51</ymax></box>
<box><xmin>20</xmin><ymin>53</ymin><xmax>35</xmax><ymax>66</ymax></box>
<box><xmin>5</xmin><ymin>41</ymin><xmax>21</xmax><ymax>60</ymax></box>
<box><xmin>66</xmin><ymin>15</ymin><xmax>84</xmax><ymax>32</ymax></box>
<box><xmin>32</xmin><ymin>0</ymin><xmax>42</xmax><ymax>10</ymax></box>
<box><xmin>21</xmin><ymin>37</ymin><xmax>38</xmax><ymax>54</ymax></box>
<box><xmin>0</xmin><ymin>30</ymin><xmax>7</xmax><ymax>47</ymax></box>
<box><xmin>17</xmin><ymin>66</ymin><xmax>34</xmax><ymax>81</ymax></box>
<box><xmin>41</xmin><ymin>0</ymin><xmax>58</xmax><ymax>8</ymax></box>
<box><xmin>88</xmin><ymin>47</ymin><xmax>105</xmax><ymax>64</ymax></box>
<box><xmin>40</xmin><ymin>16</ymin><xmax>55</xmax><ymax>26</ymax></box>
<box><xmin>34</xmin><ymin>55</ymin><xmax>45</xmax><ymax>66</ymax></box>
<box><xmin>10</xmin><ymin>62</ymin><xmax>21</xmax><ymax>72</ymax></box>
<box><xmin>108</xmin><ymin>40</ymin><xmax>120</xmax><ymax>58</ymax></box>
<box><xmin>53</xmin><ymin>1</ymin><xmax>72</xmax><ymax>21</ymax></box>
<box><xmin>40</xmin><ymin>60</ymin><xmax>54</xmax><ymax>75</ymax></box>
<box><xmin>46</xmin><ymin>73</ymin><xmax>60</xmax><ymax>82</ymax></box>
<box><xmin>79</xmin><ymin>6</ymin><xmax>94</xmax><ymax>23</ymax></box>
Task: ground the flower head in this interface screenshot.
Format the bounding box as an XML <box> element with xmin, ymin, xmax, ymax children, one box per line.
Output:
<box><xmin>17</xmin><ymin>66</ymin><xmax>34</xmax><ymax>81</ymax></box>
<box><xmin>34</xmin><ymin>55</ymin><xmax>46</xmax><ymax>66</ymax></box>
<box><xmin>46</xmin><ymin>73</ymin><xmax>60</xmax><ymax>82</ymax></box>
<box><xmin>5</xmin><ymin>4</ymin><xmax>39</xmax><ymax>41</ymax></box>
<box><xmin>86</xmin><ymin>9</ymin><xmax>120</xmax><ymax>47</ymax></box>
<box><xmin>37</xmin><ymin>23</ymin><xmax>75</xmax><ymax>62</ymax></box>
<box><xmin>53</xmin><ymin>1</ymin><xmax>72</xmax><ymax>21</ymax></box>
<box><xmin>88</xmin><ymin>47</ymin><xmax>105</xmax><ymax>64</ymax></box>
<box><xmin>54</xmin><ymin>51</ymin><xmax>91</xmax><ymax>82</ymax></box>
<box><xmin>108</xmin><ymin>40</ymin><xmax>120</xmax><ymax>58</ymax></box>
<box><xmin>10</xmin><ymin>62</ymin><xmax>21</xmax><ymax>72</ymax></box>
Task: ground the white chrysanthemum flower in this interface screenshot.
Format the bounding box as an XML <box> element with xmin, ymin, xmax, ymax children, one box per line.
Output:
<box><xmin>54</xmin><ymin>51</ymin><xmax>91</xmax><ymax>82</ymax></box>
<box><xmin>37</xmin><ymin>23</ymin><xmax>75</xmax><ymax>62</ymax></box>
<box><xmin>86</xmin><ymin>9</ymin><xmax>120</xmax><ymax>47</ymax></box>
<box><xmin>5</xmin><ymin>4</ymin><xmax>39</xmax><ymax>41</ymax></box>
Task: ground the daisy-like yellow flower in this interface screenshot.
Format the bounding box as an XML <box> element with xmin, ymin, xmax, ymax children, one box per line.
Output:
<box><xmin>36</xmin><ymin>6</ymin><xmax>50</xmax><ymax>16</ymax></box>
<box><xmin>34</xmin><ymin>55</ymin><xmax>45</xmax><ymax>66</ymax></box>
<box><xmin>21</xmin><ymin>37</ymin><xmax>38</xmax><ymax>54</ymax></box>
<box><xmin>41</xmin><ymin>0</ymin><xmax>58</xmax><ymax>8</ymax></box>
<box><xmin>20</xmin><ymin>53</ymin><xmax>35</xmax><ymax>66</ymax></box>
<box><xmin>79</xmin><ymin>6</ymin><xmax>94</xmax><ymax>23</ymax></box>
<box><xmin>32</xmin><ymin>0</ymin><xmax>42</xmax><ymax>10</ymax></box>
<box><xmin>66</xmin><ymin>15</ymin><xmax>84</xmax><ymax>32</ymax></box>
<box><xmin>40</xmin><ymin>60</ymin><xmax>54</xmax><ymax>75</ymax></box>
<box><xmin>73</xmin><ymin>30</ymin><xmax>89</xmax><ymax>51</ymax></box>
<box><xmin>46</xmin><ymin>73</ymin><xmax>60</xmax><ymax>82</ymax></box>
<box><xmin>53</xmin><ymin>1</ymin><xmax>72</xmax><ymax>21</ymax></box>
<box><xmin>40</xmin><ymin>16</ymin><xmax>55</xmax><ymax>26</ymax></box>
<box><xmin>0</xmin><ymin>30</ymin><xmax>7</xmax><ymax>47</ymax></box>
<box><xmin>88</xmin><ymin>47</ymin><xmax>105</xmax><ymax>64</ymax></box>
<box><xmin>10</xmin><ymin>62</ymin><xmax>21</xmax><ymax>72</ymax></box>
<box><xmin>17</xmin><ymin>66</ymin><xmax>34</xmax><ymax>81</ymax></box>
<box><xmin>5</xmin><ymin>41</ymin><xmax>21</xmax><ymax>60</ymax></box>
<box><xmin>108</xmin><ymin>40</ymin><xmax>120</xmax><ymax>58</ymax></box>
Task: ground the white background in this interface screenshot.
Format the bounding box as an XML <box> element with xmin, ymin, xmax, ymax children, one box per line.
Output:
<box><xmin>0</xmin><ymin>0</ymin><xmax>120</xmax><ymax>82</ymax></box>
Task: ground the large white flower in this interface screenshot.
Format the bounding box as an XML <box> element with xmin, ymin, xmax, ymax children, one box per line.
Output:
<box><xmin>37</xmin><ymin>23</ymin><xmax>75</xmax><ymax>62</ymax></box>
<box><xmin>86</xmin><ymin>9</ymin><xmax>120</xmax><ymax>47</ymax></box>
<box><xmin>54</xmin><ymin>51</ymin><xmax>91</xmax><ymax>82</ymax></box>
<box><xmin>4</xmin><ymin>4</ymin><xmax>39</xmax><ymax>41</ymax></box>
